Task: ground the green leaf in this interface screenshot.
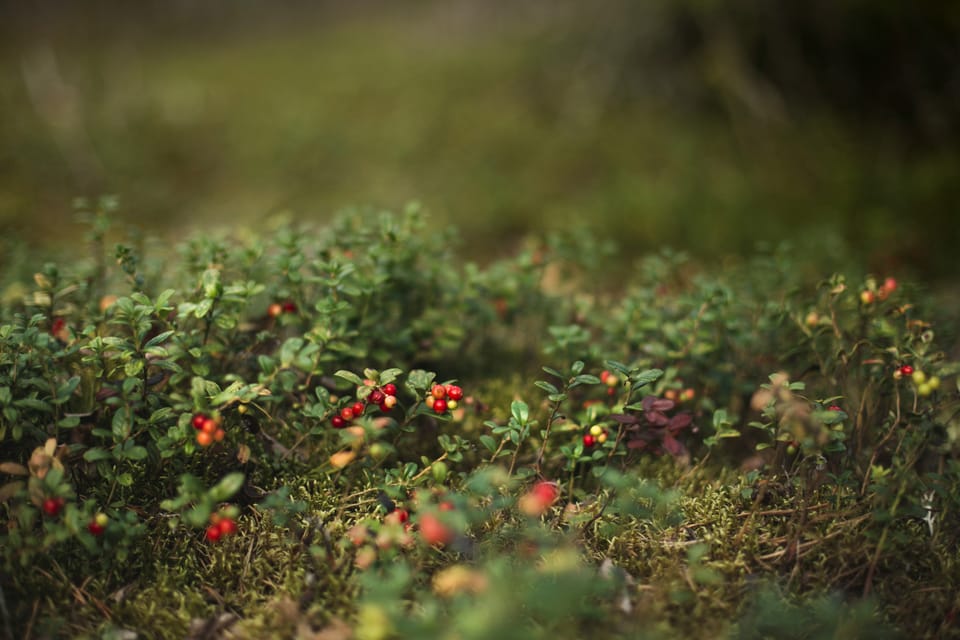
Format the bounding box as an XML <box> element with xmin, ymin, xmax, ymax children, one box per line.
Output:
<box><xmin>117</xmin><ymin>473</ymin><xmax>134</xmax><ymax>487</ymax></box>
<box><xmin>571</xmin><ymin>361</ymin><xmax>584</xmax><ymax>375</ymax></box>
<box><xmin>194</xmin><ymin>298</ymin><xmax>214</xmax><ymax>318</ymax></box>
<box><xmin>571</xmin><ymin>374</ymin><xmax>601</xmax><ymax>387</ymax></box>
<box><xmin>124</xmin><ymin>358</ymin><xmax>144</xmax><ymax>377</ymax></box>
<box><xmin>535</xmin><ymin>380</ymin><xmax>560</xmax><ymax>395</ymax></box>
<box><xmin>210</xmin><ymin>472</ymin><xmax>245</xmax><ymax>502</ymax></box>
<box><xmin>334</xmin><ymin>370</ymin><xmax>364</xmax><ymax>386</ymax></box>
<box><xmin>511</xmin><ymin>400</ymin><xmax>529</xmax><ymax>424</ymax></box>
<box><xmin>631</xmin><ymin>369</ymin><xmax>664</xmax><ymax>389</ymax></box>
<box><xmin>83</xmin><ymin>448</ymin><xmax>112</xmax><ymax>462</ymax></box>
<box><xmin>54</xmin><ymin>376</ymin><xmax>81</xmax><ymax>404</ymax></box>
<box><xmin>542</xmin><ymin>366</ymin><xmax>563</xmax><ymax>378</ymax></box>
<box><xmin>604</xmin><ymin>360</ymin><xmax>631</xmax><ymax>376</ymax></box>
<box><xmin>145</xmin><ymin>330</ymin><xmax>175</xmax><ymax>348</ymax></box>
<box><xmin>379</xmin><ymin>368</ymin><xmax>403</xmax><ymax>385</ymax></box>
<box><xmin>112</xmin><ymin>407</ymin><xmax>131</xmax><ymax>440</ymax></box>
<box><xmin>125</xmin><ymin>445</ymin><xmax>149</xmax><ymax>461</ymax></box>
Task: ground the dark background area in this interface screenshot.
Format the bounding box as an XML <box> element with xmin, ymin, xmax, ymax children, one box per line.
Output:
<box><xmin>1</xmin><ymin>0</ymin><xmax>958</xmax><ymax>279</ymax></box>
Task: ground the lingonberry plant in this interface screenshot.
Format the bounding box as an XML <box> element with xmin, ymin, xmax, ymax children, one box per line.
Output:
<box><xmin>0</xmin><ymin>204</ymin><xmax>958</xmax><ymax>639</ymax></box>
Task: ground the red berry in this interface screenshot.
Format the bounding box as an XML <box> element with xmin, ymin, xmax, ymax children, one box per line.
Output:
<box><xmin>532</xmin><ymin>481</ymin><xmax>559</xmax><ymax>505</ymax></box>
<box><xmin>201</xmin><ymin>418</ymin><xmax>219</xmax><ymax>434</ymax></box>
<box><xmin>281</xmin><ymin>300</ymin><xmax>297</xmax><ymax>314</ymax></box>
<box><xmin>218</xmin><ymin>518</ymin><xmax>238</xmax><ymax>536</ymax></box>
<box><xmin>828</xmin><ymin>405</ymin><xmax>842</xmax><ymax>412</ymax></box>
<box><xmin>87</xmin><ymin>521</ymin><xmax>105</xmax><ymax>536</ymax></box>
<box><xmin>382</xmin><ymin>383</ymin><xmax>397</xmax><ymax>397</ymax></box>
<box><xmin>385</xmin><ymin>508</ymin><xmax>409</xmax><ymax>526</ymax></box>
<box><xmin>600</xmin><ymin>370</ymin><xmax>611</xmax><ymax>383</ymax></box>
<box><xmin>369</xmin><ymin>389</ymin><xmax>385</xmax><ymax>404</ymax></box>
<box><xmin>583</xmin><ymin>434</ymin><xmax>596</xmax><ymax>448</ymax></box>
<box><xmin>860</xmin><ymin>290</ymin><xmax>876</xmax><ymax>305</ymax></box>
<box><xmin>445</xmin><ymin>385</ymin><xmax>463</xmax><ymax>401</ymax></box>
<box><xmin>340</xmin><ymin>407</ymin><xmax>355</xmax><ymax>421</ymax></box>
<box><xmin>192</xmin><ymin>413</ymin><xmax>207</xmax><ymax>430</ymax></box>
<box><xmin>267</xmin><ymin>303</ymin><xmax>283</xmax><ymax>318</ymax></box>
<box><xmin>42</xmin><ymin>497</ymin><xmax>64</xmax><ymax>517</ymax></box>
<box><xmin>431</xmin><ymin>384</ymin><xmax>447</xmax><ymax>400</ymax></box>
<box><xmin>331</xmin><ymin>415</ymin><xmax>346</xmax><ymax>429</ymax></box>
<box><xmin>882</xmin><ymin>277</ymin><xmax>897</xmax><ymax>294</ymax></box>
<box><xmin>352</xmin><ymin>401</ymin><xmax>365</xmax><ymax>417</ymax></box>
<box><xmin>899</xmin><ymin>365</ymin><xmax>914</xmax><ymax>377</ymax></box>
<box><xmin>205</xmin><ymin>525</ymin><xmax>222</xmax><ymax>542</ymax></box>
<box><xmin>419</xmin><ymin>513</ymin><xmax>453</xmax><ymax>546</ymax></box>
<box><xmin>196</xmin><ymin>431</ymin><xmax>214</xmax><ymax>447</ymax></box>
<box><xmin>432</xmin><ymin>398</ymin><xmax>448</xmax><ymax>413</ymax></box>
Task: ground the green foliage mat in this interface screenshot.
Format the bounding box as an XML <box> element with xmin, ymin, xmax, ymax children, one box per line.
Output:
<box><xmin>1</xmin><ymin>204</ymin><xmax>959</xmax><ymax>639</ymax></box>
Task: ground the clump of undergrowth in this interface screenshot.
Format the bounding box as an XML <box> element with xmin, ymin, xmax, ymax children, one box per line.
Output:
<box><xmin>1</xmin><ymin>201</ymin><xmax>959</xmax><ymax>638</ymax></box>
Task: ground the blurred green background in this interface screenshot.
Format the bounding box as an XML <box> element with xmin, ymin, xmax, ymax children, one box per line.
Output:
<box><xmin>1</xmin><ymin>1</ymin><xmax>958</xmax><ymax>277</ymax></box>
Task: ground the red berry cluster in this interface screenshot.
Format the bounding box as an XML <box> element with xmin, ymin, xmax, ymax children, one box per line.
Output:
<box><xmin>191</xmin><ymin>413</ymin><xmax>225</xmax><ymax>447</ymax></box>
<box><xmin>600</xmin><ymin>370</ymin><xmax>619</xmax><ymax>396</ymax></box>
<box><xmin>427</xmin><ymin>384</ymin><xmax>463</xmax><ymax>414</ymax></box>
<box><xmin>42</xmin><ymin>496</ymin><xmax>65</xmax><ymax>517</ymax></box>
<box><xmin>205</xmin><ymin>512</ymin><xmax>239</xmax><ymax>542</ymax></box>
<box><xmin>267</xmin><ymin>300</ymin><xmax>298</xmax><ymax>318</ymax></box>
<box><xmin>331</xmin><ymin>383</ymin><xmax>400</xmax><ymax>429</ymax></box>
<box><xmin>860</xmin><ymin>276</ymin><xmax>897</xmax><ymax>305</ymax></box>
<box><xmin>664</xmin><ymin>387</ymin><xmax>696</xmax><ymax>403</ymax></box>
<box><xmin>582</xmin><ymin>424</ymin><xmax>609</xmax><ymax>448</ymax></box>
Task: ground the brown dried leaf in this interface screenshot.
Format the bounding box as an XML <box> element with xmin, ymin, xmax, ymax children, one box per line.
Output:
<box><xmin>0</xmin><ymin>481</ymin><xmax>25</xmax><ymax>502</ymax></box>
<box><xmin>0</xmin><ymin>462</ymin><xmax>29</xmax><ymax>476</ymax></box>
